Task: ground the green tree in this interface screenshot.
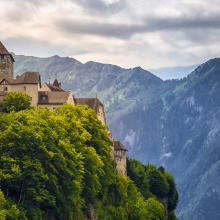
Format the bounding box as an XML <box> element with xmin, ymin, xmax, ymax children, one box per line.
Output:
<box><xmin>146</xmin><ymin>165</ymin><xmax>169</xmax><ymax>199</ymax></box>
<box><xmin>1</xmin><ymin>92</ymin><xmax>31</xmax><ymax>112</ymax></box>
<box><xmin>0</xmin><ymin>104</ymin><xmax>178</xmax><ymax>220</ymax></box>
<box><xmin>127</xmin><ymin>159</ymin><xmax>150</xmax><ymax>198</ymax></box>
<box><xmin>168</xmin><ymin>211</ymin><xmax>178</xmax><ymax>220</ymax></box>
<box><xmin>0</xmin><ymin>191</ymin><xmax>7</xmax><ymax>220</ymax></box>
<box><xmin>165</xmin><ymin>173</ymin><xmax>178</xmax><ymax>211</ymax></box>
<box><xmin>144</xmin><ymin>197</ymin><xmax>166</xmax><ymax>220</ymax></box>
<box><xmin>0</xmin><ymin>190</ymin><xmax>21</xmax><ymax>220</ymax></box>
<box><xmin>0</xmin><ymin>107</ymin><xmax>84</xmax><ymax>219</ymax></box>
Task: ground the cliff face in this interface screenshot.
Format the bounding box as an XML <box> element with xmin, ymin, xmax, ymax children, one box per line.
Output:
<box><xmin>14</xmin><ymin>54</ymin><xmax>220</xmax><ymax>220</ymax></box>
<box><xmin>159</xmin><ymin>59</ymin><xmax>220</xmax><ymax>220</ymax></box>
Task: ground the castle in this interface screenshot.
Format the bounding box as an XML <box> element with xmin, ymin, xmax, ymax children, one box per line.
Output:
<box><xmin>0</xmin><ymin>41</ymin><xmax>127</xmax><ymax>175</ymax></box>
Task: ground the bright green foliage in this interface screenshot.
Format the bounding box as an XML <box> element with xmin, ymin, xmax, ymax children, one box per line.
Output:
<box><xmin>144</xmin><ymin>198</ymin><xmax>166</xmax><ymax>220</ymax></box>
<box><xmin>0</xmin><ymin>190</ymin><xmax>21</xmax><ymax>220</ymax></box>
<box><xmin>0</xmin><ymin>190</ymin><xmax>7</xmax><ymax>220</ymax></box>
<box><xmin>1</xmin><ymin>92</ymin><xmax>31</xmax><ymax>112</ymax></box>
<box><xmin>0</xmin><ymin>103</ymin><xmax>176</xmax><ymax>219</ymax></box>
<box><xmin>127</xmin><ymin>159</ymin><xmax>179</xmax><ymax>219</ymax></box>
<box><xmin>95</xmin><ymin>175</ymin><xmax>166</xmax><ymax>220</ymax></box>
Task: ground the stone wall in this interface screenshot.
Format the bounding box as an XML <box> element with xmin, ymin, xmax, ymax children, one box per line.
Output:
<box><xmin>0</xmin><ymin>84</ymin><xmax>39</xmax><ymax>107</ymax></box>
<box><xmin>0</xmin><ymin>55</ymin><xmax>13</xmax><ymax>82</ymax></box>
<box><xmin>97</xmin><ymin>105</ymin><xmax>106</xmax><ymax>125</ymax></box>
<box><xmin>9</xmin><ymin>84</ymin><xmax>39</xmax><ymax>106</ymax></box>
<box><xmin>114</xmin><ymin>151</ymin><xmax>127</xmax><ymax>175</ymax></box>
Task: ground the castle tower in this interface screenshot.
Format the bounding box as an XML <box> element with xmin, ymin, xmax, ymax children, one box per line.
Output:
<box><xmin>113</xmin><ymin>139</ymin><xmax>127</xmax><ymax>175</ymax></box>
<box><xmin>0</xmin><ymin>41</ymin><xmax>14</xmax><ymax>82</ymax></box>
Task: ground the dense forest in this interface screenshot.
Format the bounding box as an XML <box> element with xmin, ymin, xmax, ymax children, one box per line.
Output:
<box><xmin>0</xmin><ymin>92</ymin><xmax>178</xmax><ymax>220</ymax></box>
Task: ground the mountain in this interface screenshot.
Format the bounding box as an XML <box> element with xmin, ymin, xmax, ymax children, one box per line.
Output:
<box><xmin>13</xmin><ymin>54</ymin><xmax>220</xmax><ymax>220</ymax></box>
<box><xmin>157</xmin><ymin>58</ymin><xmax>220</xmax><ymax>219</ymax></box>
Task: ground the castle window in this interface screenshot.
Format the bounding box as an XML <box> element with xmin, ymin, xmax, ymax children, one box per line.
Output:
<box><xmin>24</xmin><ymin>86</ymin><xmax>26</xmax><ymax>91</ymax></box>
<box><xmin>0</xmin><ymin>55</ymin><xmax>4</xmax><ymax>60</ymax></box>
<box><xmin>41</xmin><ymin>95</ymin><xmax>47</xmax><ymax>101</ymax></box>
<box><xmin>114</xmin><ymin>150</ymin><xmax>122</xmax><ymax>159</ymax></box>
<box><xmin>4</xmin><ymin>87</ymin><xmax>7</xmax><ymax>91</ymax></box>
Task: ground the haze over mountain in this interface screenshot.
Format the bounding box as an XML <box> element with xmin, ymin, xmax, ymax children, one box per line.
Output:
<box><xmin>151</xmin><ymin>65</ymin><xmax>198</xmax><ymax>80</ymax></box>
<box><xmin>14</xmin><ymin>54</ymin><xmax>220</xmax><ymax>220</ymax></box>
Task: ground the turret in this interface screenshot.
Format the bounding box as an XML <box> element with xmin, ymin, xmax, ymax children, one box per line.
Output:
<box><xmin>0</xmin><ymin>41</ymin><xmax>14</xmax><ymax>82</ymax></box>
<box><xmin>113</xmin><ymin>139</ymin><xmax>127</xmax><ymax>175</ymax></box>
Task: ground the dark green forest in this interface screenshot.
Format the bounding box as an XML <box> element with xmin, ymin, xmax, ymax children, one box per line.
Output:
<box><xmin>0</xmin><ymin>92</ymin><xmax>178</xmax><ymax>220</ymax></box>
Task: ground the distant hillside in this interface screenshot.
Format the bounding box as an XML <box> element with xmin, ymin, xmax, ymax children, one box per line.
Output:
<box><xmin>14</xmin><ymin>54</ymin><xmax>220</xmax><ymax>220</ymax></box>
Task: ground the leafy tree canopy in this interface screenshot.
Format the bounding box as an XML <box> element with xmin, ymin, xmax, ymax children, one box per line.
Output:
<box><xmin>0</xmin><ymin>99</ymin><xmax>177</xmax><ymax>219</ymax></box>
<box><xmin>127</xmin><ymin>159</ymin><xmax>179</xmax><ymax>220</ymax></box>
<box><xmin>1</xmin><ymin>92</ymin><xmax>31</xmax><ymax>112</ymax></box>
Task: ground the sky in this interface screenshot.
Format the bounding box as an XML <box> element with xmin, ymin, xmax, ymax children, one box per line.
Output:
<box><xmin>1</xmin><ymin>0</ymin><xmax>220</xmax><ymax>71</ymax></box>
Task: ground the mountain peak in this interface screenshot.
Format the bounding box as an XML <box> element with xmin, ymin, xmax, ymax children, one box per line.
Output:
<box><xmin>133</xmin><ymin>66</ymin><xmax>142</xmax><ymax>70</ymax></box>
<box><xmin>189</xmin><ymin>57</ymin><xmax>220</xmax><ymax>80</ymax></box>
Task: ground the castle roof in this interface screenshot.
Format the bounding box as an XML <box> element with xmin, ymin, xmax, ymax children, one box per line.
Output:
<box><xmin>75</xmin><ymin>97</ymin><xmax>106</xmax><ymax>124</ymax></box>
<box><xmin>38</xmin><ymin>91</ymin><xmax>71</xmax><ymax>105</ymax></box>
<box><xmin>53</xmin><ymin>79</ymin><xmax>60</xmax><ymax>88</ymax></box>
<box><xmin>45</xmin><ymin>82</ymin><xmax>64</xmax><ymax>92</ymax></box>
<box><xmin>0</xmin><ymin>78</ymin><xmax>12</xmax><ymax>85</ymax></box>
<box><xmin>75</xmin><ymin>97</ymin><xmax>104</xmax><ymax>112</ymax></box>
<box><xmin>12</xmin><ymin>72</ymin><xmax>41</xmax><ymax>85</ymax></box>
<box><xmin>0</xmin><ymin>41</ymin><xmax>15</xmax><ymax>62</ymax></box>
<box><xmin>113</xmin><ymin>140</ymin><xmax>127</xmax><ymax>151</ymax></box>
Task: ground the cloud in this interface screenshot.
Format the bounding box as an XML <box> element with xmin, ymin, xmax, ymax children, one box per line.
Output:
<box><xmin>73</xmin><ymin>0</ymin><xmax>127</xmax><ymax>13</ymax></box>
<box><xmin>5</xmin><ymin>37</ymin><xmax>89</xmax><ymax>57</ymax></box>
<box><xmin>57</xmin><ymin>14</ymin><xmax>220</xmax><ymax>39</ymax></box>
<box><xmin>0</xmin><ymin>0</ymin><xmax>220</xmax><ymax>70</ymax></box>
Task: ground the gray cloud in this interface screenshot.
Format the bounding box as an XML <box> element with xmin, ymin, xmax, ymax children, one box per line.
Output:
<box><xmin>57</xmin><ymin>14</ymin><xmax>220</xmax><ymax>39</ymax></box>
<box><xmin>14</xmin><ymin>0</ymin><xmax>127</xmax><ymax>13</ymax></box>
<box><xmin>5</xmin><ymin>36</ymin><xmax>90</xmax><ymax>57</ymax></box>
<box><xmin>1</xmin><ymin>0</ymin><xmax>220</xmax><ymax>69</ymax></box>
<box><xmin>9</xmin><ymin>0</ymin><xmax>49</xmax><ymax>6</ymax></box>
<box><xmin>72</xmin><ymin>0</ymin><xmax>127</xmax><ymax>13</ymax></box>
